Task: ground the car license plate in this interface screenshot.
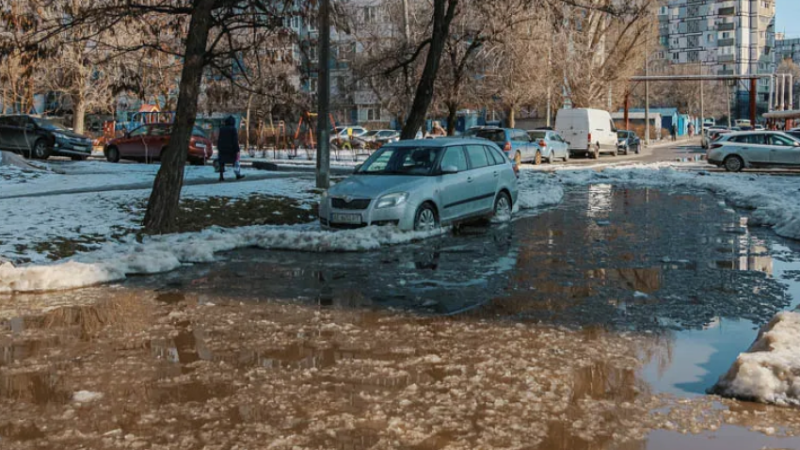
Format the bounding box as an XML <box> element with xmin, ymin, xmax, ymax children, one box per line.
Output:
<box><xmin>196</xmin><ymin>143</ymin><xmax>206</xmax><ymax>148</ymax></box>
<box><xmin>332</xmin><ymin>213</ymin><xmax>361</xmax><ymax>224</ymax></box>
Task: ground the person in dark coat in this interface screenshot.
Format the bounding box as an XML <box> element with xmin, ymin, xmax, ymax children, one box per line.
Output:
<box><xmin>217</xmin><ymin>116</ymin><xmax>244</xmax><ymax>181</ymax></box>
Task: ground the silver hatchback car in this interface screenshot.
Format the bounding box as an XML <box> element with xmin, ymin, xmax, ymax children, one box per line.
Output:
<box><xmin>319</xmin><ymin>139</ymin><xmax>519</xmax><ymax>231</ymax></box>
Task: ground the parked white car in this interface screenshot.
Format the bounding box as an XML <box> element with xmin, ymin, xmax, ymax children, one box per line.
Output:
<box><xmin>555</xmin><ymin>108</ymin><xmax>619</xmax><ymax>159</ymax></box>
<box><xmin>707</xmin><ymin>131</ymin><xmax>800</xmax><ymax>172</ymax></box>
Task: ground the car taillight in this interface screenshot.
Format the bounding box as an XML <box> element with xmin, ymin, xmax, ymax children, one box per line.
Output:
<box><xmin>538</xmin><ymin>140</ymin><xmax>546</xmax><ymax>147</ymax></box>
<box><xmin>710</xmin><ymin>143</ymin><xmax>723</xmax><ymax>149</ymax></box>
<box><xmin>504</xmin><ymin>141</ymin><xmax>512</xmax><ymax>152</ymax></box>
<box><xmin>587</xmin><ymin>133</ymin><xmax>592</xmax><ymax>143</ymax></box>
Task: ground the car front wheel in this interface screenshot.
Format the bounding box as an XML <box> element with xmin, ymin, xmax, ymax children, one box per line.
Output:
<box><xmin>32</xmin><ymin>140</ymin><xmax>51</xmax><ymax>160</ymax></box>
<box><xmin>106</xmin><ymin>146</ymin><xmax>121</xmax><ymax>163</ymax></box>
<box><xmin>413</xmin><ymin>203</ymin><xmax>439</xmax><ymax>232</ymax></box>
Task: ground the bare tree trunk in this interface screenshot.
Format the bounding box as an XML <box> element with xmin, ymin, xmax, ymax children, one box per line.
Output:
<box><xmin>72</xmin><ymin>96</ymin><xmax>86</xmax><ymax>135</ymax></box>
<box><xmin>507</xmin><ymin>107</ymin><xmax>515</xmax><ymax>129</ymax></box>
<box><xmin>446</xmin><ymin>102</ymin><xmax>457</xmax><ymax>136</ymax></box>
<box><xmin>143</xmin><ymin>0</ymin><xmax>215</xmax><ymax>234</ymax></box>
<box><xmin>400</xmin><ymin>0</ymin><xmax>459</xmax><ymax>140</ymax></box>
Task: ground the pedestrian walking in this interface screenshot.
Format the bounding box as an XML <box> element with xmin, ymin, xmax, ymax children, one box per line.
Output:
<box><xmin>431</xmin><ymin>121</ymin><xmax>446</xmax><ymax>137</ymax></box>
<box><xmin>217</xmin><ymin>116</ymin><xmax>245</xmax><ymax>182</ymax></box>
<box><xmin>671</xmin><ymin>124</ymin><xmax>677</xmax><ymax>141</ymax></box>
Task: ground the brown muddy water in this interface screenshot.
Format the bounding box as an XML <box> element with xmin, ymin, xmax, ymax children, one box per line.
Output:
<box><xmin>1</xmin><ymin>186</ymin><xmax>799</xmax><ymax>449</ymax></box>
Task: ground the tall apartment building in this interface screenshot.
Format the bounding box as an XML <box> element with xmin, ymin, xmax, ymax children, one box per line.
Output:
<box><xmin>657</xmin><ymin>0</ymin><xmax>777</xmax><ymax>117</ymax></box>
<box><xmin>775</xmin><ymin>36</ymin><xmax>800</xmax><ymax>65</ymax></box>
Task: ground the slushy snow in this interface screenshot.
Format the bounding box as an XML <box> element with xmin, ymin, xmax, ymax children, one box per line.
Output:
<box><xmin>0</xmin><ymin>225</ymin><xmax>446</xmax><ymax>293</ymax></box>
<box><xmin>712</xmin><ymin>311</ymin><xmax>800</xmax><ymax>406</ymax></box>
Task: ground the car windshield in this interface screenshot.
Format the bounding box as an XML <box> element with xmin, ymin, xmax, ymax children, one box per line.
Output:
<box><xmin>32</xmin><ymin>117</ymin><xmax>65</xmax><ymax>131</ymax></box>
<box><xmin>357</xmin><ymin>146</ymin><xmax>443</xmax><ymax>176</ymax></box>
<box><xmin>528</xmin><ymin>131</ymin><xmax>547</xmax><ymax>140</ymax></box>
<box><xmin>617</xmin><ymin>131</ymin><xmax>630</xmax><ymax>138</ymax></box>
<box><xmin>465</xmin><ymin>129</ymin><xmax>505</xmax><ymax>143</ymax></box>
<box><xmin>149</xmin><ymin>125</ymin><xmax>206</xmax><ymax>137</ymax></box>
<box><xmin>364</xmin><ymin>131</ymin><xmax>379</xmax><ymax>137</ymax></box>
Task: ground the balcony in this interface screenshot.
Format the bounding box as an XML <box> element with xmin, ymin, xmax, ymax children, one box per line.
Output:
<box><xmin>718</xmin><ymin>54</ymin><xmax>735</xmax><ymax>63</ymax></box>
<box><xmin>718</xmin><ymin>7</ymin><xmax>735</xmax><ymax>16</ymax></box>
<box><xmin>718</xmin><ymin>38</ymin><xmax>735</xmax><ymax>47</ymax></box>
<box><xmin>717</xmin><ymin>22</ymin><xmax>735</xmax><ymax>31</ymax></box>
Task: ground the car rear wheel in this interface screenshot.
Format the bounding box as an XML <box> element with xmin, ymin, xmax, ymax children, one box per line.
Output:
<box><xmin>534</xmin><ymin>152</ymin><xmax>542</xmax><ymax>165</ymax></box>
<box><xmin>32</xmin><ymin>140</ymin><xmax>50</xmax><ymax>160</ymax></box>
<box><xmin>413</xmin><ymin>203</ymin><xmax>439</xmax><ymax>232</ymax></box>
<box><xmin>493</xmin><ymin>191</ymin><xmax>512</xmax><ymax>222</ymax></box>
<box><xmin>563</xmin><ymin>151</ymin><xmax>570</xmax><ymax>162</ymax></box>
<box><xmin>106</xmin><ymin>146</ymin><xmax>120</xmax><ymax>163</ymax></box>
<box><xmin>71</xmin><ymin>155</ymin><xmax>88</xmax><ymax>161</ymax></box>
<box><xmin>724</xmin><ymin>155</ymin><xmax>744</xmax><ymax>173</ymax></box>
<box><xmin>548</xmin><ymin>151</ymin><xmax>554</xmax><ymax>163</ymax></box>
<box><xmin>590</xmin><ymin>145</ymin><xmax>600</xmax><ymax>159</ymax></box>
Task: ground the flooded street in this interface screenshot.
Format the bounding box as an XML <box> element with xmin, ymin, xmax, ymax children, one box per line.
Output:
<box><xmin>2</xmin><ymin>186</ymin><xmax>800</xmax><ymax>449</ymax></box>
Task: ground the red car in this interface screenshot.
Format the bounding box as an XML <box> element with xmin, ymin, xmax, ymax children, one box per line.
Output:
<box><xmin>104</xmin><ymin>123</ymin><xmax>212</xmax><ymax>165</ymax></box>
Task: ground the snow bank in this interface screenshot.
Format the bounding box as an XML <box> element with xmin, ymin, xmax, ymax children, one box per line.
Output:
<box><xmin>712</xmin><ymin>311</ymin><xmax>800</xmax><ymax>406</ymax></box>
<box><xmin>514</xmin><ymin>171</ymin><xmax>565</xmax><ymax>213</ymax></box>
<box><xmin>0</xmin><ymin>225</ymin><xmax>444</xmax><ymax>293</ymax></box>
<box><xmin>0</xmin><ymin>150</ymin><xmax>44</xmax><ymax>171</ymax></box>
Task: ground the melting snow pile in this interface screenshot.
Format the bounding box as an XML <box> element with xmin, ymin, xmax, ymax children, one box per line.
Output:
<box><xmin>514</xmin><ymin>171</ymin><xmax>565</xmax><ymax>213</ymax></box>
<box><xmin>712</xmin><ymin>311</ymin><xmax>800</xmax><ymax>406</ymax></box>
<box><xmin>0</xmin><ymin>225</ymin><xmax>445</xmax><ymax>293</ymax></box>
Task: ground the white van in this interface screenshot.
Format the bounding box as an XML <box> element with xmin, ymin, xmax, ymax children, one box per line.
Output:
<box><xmin>555</xmin><ymin>108</ymin><xmax>619</xmax><ymax>159</ymax></box>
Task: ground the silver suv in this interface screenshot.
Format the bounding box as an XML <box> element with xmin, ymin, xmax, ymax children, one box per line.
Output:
<box><xmin>319</xmin><ymin>139</ymin><xmax>519</xmax><ymax>231</ymax></box>
<box><xmin>707</xmin><ymin>131</ymin><xmax>800</xmax><ymax>172</ymax></box>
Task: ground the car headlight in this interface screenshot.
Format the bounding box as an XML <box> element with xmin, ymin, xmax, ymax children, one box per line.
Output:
<box><xmin>376</xmin><ymin>192</ymin><xmax>408</xmax><ymax>209</ymax></box>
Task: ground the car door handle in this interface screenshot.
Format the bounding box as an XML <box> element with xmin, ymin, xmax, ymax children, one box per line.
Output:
<box><xmin>467</xmin><ymin>176</ymin><xmax>474</xmax><ymax>183</ymax></box>
<box><xmin>493</xmin><ymin>171</ymin><xmax>499</xmax><ymax>177</ymax></box>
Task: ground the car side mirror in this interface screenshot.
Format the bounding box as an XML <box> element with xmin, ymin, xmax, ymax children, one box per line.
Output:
<box><xmin>441</xmin><ymin>165</ymin><xmax>459</xmax><ymax>174</ymax></box>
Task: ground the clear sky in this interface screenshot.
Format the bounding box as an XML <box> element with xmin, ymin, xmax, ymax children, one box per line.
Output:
<box><xmin>776</xmin><ymin>0</ymin><xmax>800</xmax><ymax>38</ymax></box>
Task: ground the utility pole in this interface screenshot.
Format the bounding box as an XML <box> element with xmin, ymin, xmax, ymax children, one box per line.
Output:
<box><xmin>644</xmin><ymin>34</ymin><xmax>650</xmax><ymax>146</ymax></box>
<box><xmin>726</xmin><ymin>82</ymin><xmax>732</xmax><ymax>128</ymax></box>
<box><xmin>546</xmin><ymin>42</ymin><xmax>552</xmax><ymax>127</ymax></box>
<box><xmin>700</xmin><ymin>78</ymin><xmax>704</xmax><ymax>133</ymax></box>
<box><xmin>316</xmin><ymin>0</ymin><xmax>331</xmax><ymax>189</ymax></box>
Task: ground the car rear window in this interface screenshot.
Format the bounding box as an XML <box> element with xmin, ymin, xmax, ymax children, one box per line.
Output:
<box><xmin>466</xmin><ymin>145</ymin><xmax>490</xmax><ymax>168</ymax></box>
<box><xmin>528</xmin><ymin>131</ymin><xmax>547</xmax><ymax>140</ymax></box>
<box><xmin>470</xmin><ymin>129</ymin><xmax>506</xmax><ymax>144</ymax></box>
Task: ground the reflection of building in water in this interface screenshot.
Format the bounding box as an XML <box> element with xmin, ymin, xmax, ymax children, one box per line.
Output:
<box><xmin>587</xmin><ymin>184</ymin><xmax>614</xmax><ymax>219</ymax></box>
<box><xmin>711</xmin><ymin>217</ymin><xmax>773</xmax><ymax>275</ymax></box>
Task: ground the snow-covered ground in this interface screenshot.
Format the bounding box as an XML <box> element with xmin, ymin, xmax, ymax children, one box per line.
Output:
<box><xmin>713</xmin><ymin>311</ymin><xmax>800</xmax><ymax>406</ymax></box>
<box><xmin>0</xmin><ymin>160</ymin><xmax>227</xmax><ymax>198</ymax></box>
<box><xmin>0</xmin><ymin>173</ymin><xmax>316</xmax><ymax>265</ymax></box>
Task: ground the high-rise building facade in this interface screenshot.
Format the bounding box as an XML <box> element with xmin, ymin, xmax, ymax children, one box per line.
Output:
<box><xmin>657</xmin><ymin>0</ymin><xmax>777</xmax><ymax>116</ymax></box>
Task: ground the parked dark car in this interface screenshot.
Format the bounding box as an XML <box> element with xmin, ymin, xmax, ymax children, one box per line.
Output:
<box><xmin>0</xmin><ymin>115</ymin><xmax>93</xmax><ymax>160</ymax></box>
<box><xmin>616</xmin><ymin>130</ymin><xmax>641</xmax><ymax>155</ymax></box>
<box><xmin>104</xmin><ymin>123</ymin><xmax>212</xmax><ymax>164</ymax></box>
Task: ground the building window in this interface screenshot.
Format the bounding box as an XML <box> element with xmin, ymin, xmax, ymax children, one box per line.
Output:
<box><xmin>366</xmin><ymin>108</ymin><xmax>380</xmax><ymax>121</ymax></box>
<box><xmin>309</xmin><ymin>78</ymin><xmax>318</xmax><ymax>94</ymax></box>
<box><xmin>363</xmin><ymin>6</ymin><xmax>378</xmax><ymax>24</ymax></box>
